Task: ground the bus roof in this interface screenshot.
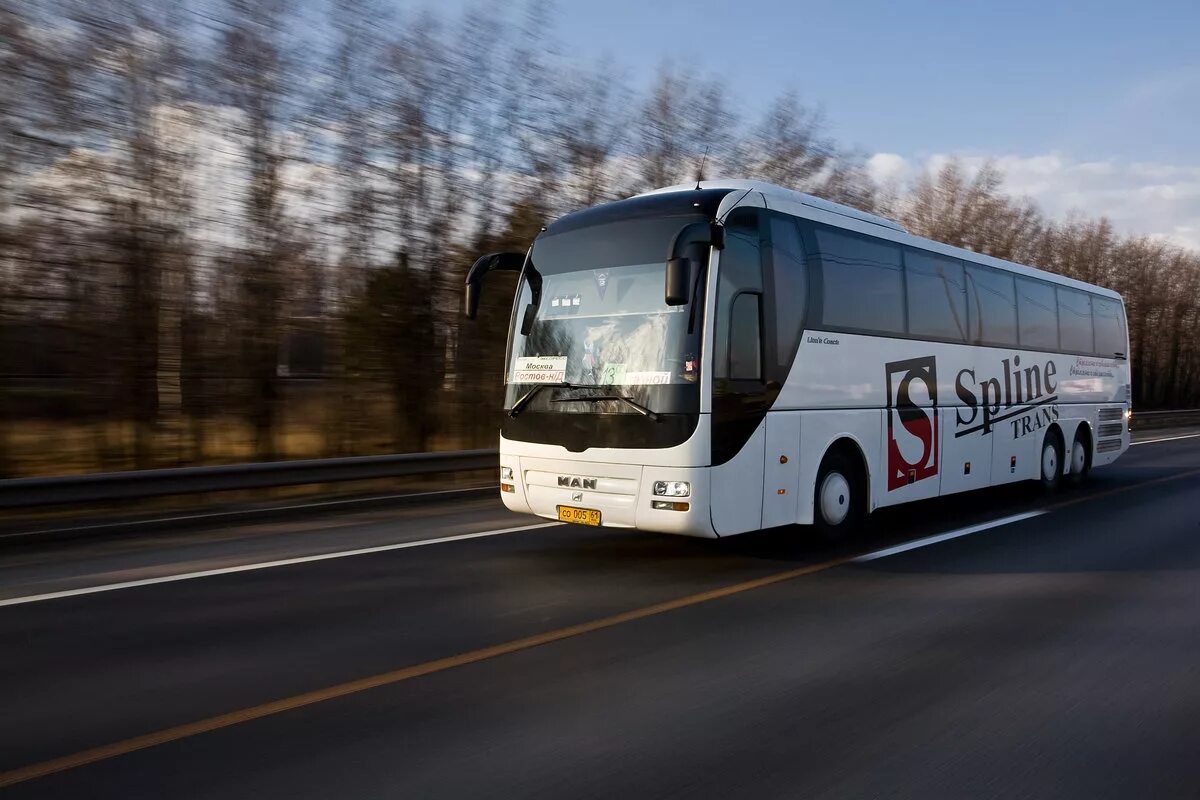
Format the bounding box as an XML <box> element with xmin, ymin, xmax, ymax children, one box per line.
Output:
<box><xmin>636</xmin><ymin>180</ymin><xmax>1122</xmax><ymax>301</ymax></box>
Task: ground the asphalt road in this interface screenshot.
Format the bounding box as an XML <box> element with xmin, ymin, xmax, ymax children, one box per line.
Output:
<box><xmin>1</xmin><ymin>431</ymin><xmax>1199</xmax><ymax>798</ymax></box>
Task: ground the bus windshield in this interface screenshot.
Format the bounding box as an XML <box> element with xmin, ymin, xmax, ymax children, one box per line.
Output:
<box><xmin>504</xmin><ymin>215</ymin><xmax>706</xmax><ymax>413</ymax></box>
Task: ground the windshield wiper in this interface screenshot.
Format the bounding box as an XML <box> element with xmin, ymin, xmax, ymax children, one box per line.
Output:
<box><xmin>551</xmin><ymin>391</ymin><xmax>660</xmax><ymax>421</ymax></box>
<box><xmin>509</xmin><ymin>381</ymin><xmax>572</xmax><ymax>418</ymax></box>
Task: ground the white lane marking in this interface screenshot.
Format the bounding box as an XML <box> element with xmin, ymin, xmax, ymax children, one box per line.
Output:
<box><xmin>853</xmin><ymin>510</ymin><xmax>1046</xmax><ymax>563</ymax></box>
<box><xmin>0</xmin><ymin>521</ymin><xmax>562</xmax><ymax>608</ymax></box>
<box><xmin>1</xmin><ymin>486</ymin><xmax>500</xmax><ymax>540</ymax></box>
<box><xmin>1132</xmin><ymin>432</ymin><xmax>1200</xmax><ymax>446</ymax></box>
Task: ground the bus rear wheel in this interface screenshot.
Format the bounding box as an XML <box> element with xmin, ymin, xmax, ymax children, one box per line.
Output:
<box><xmin>814</xmin><ymin>449</ymin><xmax>864</xmax><ymax>539</ymax></box>
<box><xmin>1040</xmin><ymin>429</ymin><xmax>1064</xmax><ymax>491</ymax></box>
<box><xmin>1066</xmin><ymin>427</ymin><xmax>1092</xmax><ymax>486</ymax></box>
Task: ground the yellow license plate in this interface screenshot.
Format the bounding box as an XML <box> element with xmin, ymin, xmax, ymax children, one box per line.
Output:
<box><xmin>557</xmin><ymin>505</ymin><xmax>602</xmax><ymax>526</ymax></box>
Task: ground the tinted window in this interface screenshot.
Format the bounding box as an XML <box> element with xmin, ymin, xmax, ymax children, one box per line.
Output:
<box><xmin>905</xmin><ymin>250</ymin><xmax>967</xmax><ymax>341</ymax></box>
<box><xmin>769</xmin><ymin>215</ymin><xmax>807</xmax><ymax>359</ymax></box>
<box><xmin>965</xmin><ymin>265</ymin><xmax>1017</xmax><ymax>346</ymax></box>
<box><xmin>714</xmin><ymin>210</ymin><xmax>764</xmax><ymax>380</ymax></box>
<box><xmin>1057</xmin><ymin>287</ymin><xmax>1094</xmax><ymax>353</ymax></box>
<box><xmin>1016</xmin><ymin>277</ymin><xmax>1058</xmax><ymax>351</ymax></box>
<box><xmin>729</xmin><ymin>293</ymin><xmax>762</xmax><ymax>379</ymax></box>
<box><xmin>534</xmin><ymin>214</ymin><xmax>707</xmax><ymax>272</ymax></box>
<box><xmin>1092</xmin><ymin>296</ymin><xmax>1127</xmax><ymax>357</ymax></box>
<box><xmin>813</xmin><ymin>227</ymin><xmax>904</xmax><ymax>333</ymax></box>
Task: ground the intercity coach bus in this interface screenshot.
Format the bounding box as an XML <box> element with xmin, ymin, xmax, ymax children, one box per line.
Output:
<box><xmin>464</xmin><ymin>181</ymin><xmax>1131</xmax><ymax>538</ymax></box>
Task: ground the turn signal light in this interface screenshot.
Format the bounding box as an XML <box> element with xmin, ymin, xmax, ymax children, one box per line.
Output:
<box><xmin>652</xmin><ymin>500</ymin><xmax>689</xmax><ymax>511</ymax></box>
<box><xmin>501</xmin><ymin>483</ymin><xmax>516</xmax><ymax>493</ymax></box>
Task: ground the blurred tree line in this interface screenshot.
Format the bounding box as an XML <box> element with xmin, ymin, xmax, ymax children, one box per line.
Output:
<box><xmin>0</xmin><ymin>0</ymin><xmax>1196</xmax><ymax>477</ymax></box>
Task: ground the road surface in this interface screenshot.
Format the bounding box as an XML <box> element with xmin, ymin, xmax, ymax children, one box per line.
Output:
<box><xmin>2</xmin><ymin>430</ymin><xmax>1199</xmax><ymax>798</ymax></box>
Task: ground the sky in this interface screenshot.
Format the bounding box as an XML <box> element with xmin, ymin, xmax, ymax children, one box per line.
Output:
<box><xmin>402</xmin><ymin>0</ymin><xmax>1200</xmax><ymax>248</ymax></box>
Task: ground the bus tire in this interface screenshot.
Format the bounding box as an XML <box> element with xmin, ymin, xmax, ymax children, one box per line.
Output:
<box><xmin>1066</xmin><ymin>425</ymin><xmax>1092</xmax><ymax>487</ymax></box>
<box><xmin>814</xmin><ymin>447</ymin><xmax>865</xmax><ymax>539</ymax></box>
<box><xmin>1039</xmin><ymin>428</ymin><xmax>1064</xmax><ymax>491</ymax></box>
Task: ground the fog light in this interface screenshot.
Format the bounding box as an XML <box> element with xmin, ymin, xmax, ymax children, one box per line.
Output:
<box><xmin>652</xmin><ymin>481</ymin><xmax>691</xmax><ymax>497</ymax></box>
<box><xmin>652</xmin><ymin>500</ymin><xmax>689</xmax><ymax>511</ymax></box>
<box><xmin>500</xmin><ymin>466</ymin><xmax>513</xmax><ymax>481</ymax></box>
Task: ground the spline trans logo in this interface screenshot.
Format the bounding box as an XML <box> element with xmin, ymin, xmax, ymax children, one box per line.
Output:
<box><xmin>885</xmin><ymin>354</ymin><xmax>1060</xmax><ymax>492</ymax></box>
<box><xmin>885</xmin><ymin>357</ymin><xmax>939</xmax><ymax>491</ymax></box>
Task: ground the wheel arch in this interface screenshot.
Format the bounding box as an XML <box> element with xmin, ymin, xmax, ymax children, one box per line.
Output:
<box><xmin>1040</xmin><ymin>420</ymin><xmax>1066</xmax><ymax>451</ymax></box>
<box><xmin>816</xmin><ymin>435</ymin><xmax>872</xmax><ymax>512</ymax></box>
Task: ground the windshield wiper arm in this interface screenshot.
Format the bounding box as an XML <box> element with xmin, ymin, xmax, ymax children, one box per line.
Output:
<box><xmin>509</xmin><ymin>381</ymin><xmax>572</xmax><ymax>418</ymax></box>
<box><xmin>551</xmin><ymin>392</ymin><xmax>660</xmax><ymax>421</ymax></box>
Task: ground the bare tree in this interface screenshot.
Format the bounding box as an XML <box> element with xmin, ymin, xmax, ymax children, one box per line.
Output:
<box><xmin>633</xmin><ymin>64</ymin><xmax>736</xmax><ymax>192</ymax></box>
<box><xmin>4</xmin><ymin>0</ymin><xmax>1200</xmax><ymax>481</ymax></box>
<box><xmin>67</xmin><ymin>0</ymin><xmax>197</xmax><ymax>466</ymax></box>
<box><xmin>550</xmin><ymin>59</ymin><xmax>632</xmax><ymax>210</ymax></box>
<box><xmin>216</xmin><ymin>0</ymin><xmax>296</xmax><ymax>459</ymax></box>
<box><xmin>737</xmin><ymin>91</ymin><xmax>833</xmax><ymax>188</ymax></box>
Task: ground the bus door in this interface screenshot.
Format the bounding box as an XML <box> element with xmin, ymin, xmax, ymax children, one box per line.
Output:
<box><xmin>710</xmin><ymin>208</ymin><xmax>768</xmax><ymax>535</ymax></box>
<box><xmin>760</xmin><ymin>214</ymin><xmax>808</xmax><ymax>528</ymax></box>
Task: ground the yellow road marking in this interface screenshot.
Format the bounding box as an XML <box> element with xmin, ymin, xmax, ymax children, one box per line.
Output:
<box><xmin>0</xmin><ymin>555</ymin><xmax>856</xmax><ymax>789</ymax></box>
<box><xmin>3</xmin><ymin>463</ymin><xmax>1199</xmax><ymax>789</ymax></box>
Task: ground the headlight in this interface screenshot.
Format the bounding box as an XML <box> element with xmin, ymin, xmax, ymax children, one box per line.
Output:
<box><xmin>500</xmin><ymin>466</ymin><xmax>514</xmax><ymax>481</ymax></box>
<box><xmin>653</xmin><ymin>480</ymin><xmax>691</xmax><ymax>497</ymax></box>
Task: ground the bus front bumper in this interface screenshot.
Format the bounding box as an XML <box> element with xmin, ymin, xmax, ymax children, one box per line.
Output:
<box><xmin>500</xmin><ymin>456</ymin><xmax>715</xmax><ymax>538</ymax></box>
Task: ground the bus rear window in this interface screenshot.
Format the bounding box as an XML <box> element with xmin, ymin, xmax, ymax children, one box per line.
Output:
<box><xmin>1092</xmin><ymin>297</ymin><xmax>1126</xmax><ymax>357</ymax></box>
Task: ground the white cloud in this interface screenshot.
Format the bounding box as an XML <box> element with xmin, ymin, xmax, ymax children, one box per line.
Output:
<box><xmin>876</xmin><ymin>151</ymin><xmax>1200</xmax><ymax>251</ymax></box>
<box><xmin>865</xmin><ymin>152</ymin><xmax>910</xmax><ymax>187</ymax></box>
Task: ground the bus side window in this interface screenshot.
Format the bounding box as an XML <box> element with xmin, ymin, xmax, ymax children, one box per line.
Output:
<box><xmin>810</xmin><ymin>226</ymin><xmax>905</xmax><ymax>335</ymax></box>
<box><xmin>1016</xmin><ymin>276</ymin><xmax>1059</xmax><ymax>351</ymax></box>
<box><xmin>1057</xmin><ymin>287</ymin><xmax>1095</xmax><ymax>354</ymax></box>
<box><xmin>768</xmin><ymin>215</ymin><xmax>807</xmax><ymax>371</ymax></box>
<box><xmin>728</xmin><ymin>292</ymin><xmax>763</xmax><ymax>380</ymax></box>
<box><xmin>965</xmin><ymin>264</ymin><xmax>1017</xmax><ymax>347</ymax></box>
<box><xmin>714</xmin><ymin>209</ymin><xmax>765</xmax><ymax>383</ymax></box>
<box><xmin>905</xmin><ymin>250</ymin><xmax>967</xmax><ymax>342</ymax></box>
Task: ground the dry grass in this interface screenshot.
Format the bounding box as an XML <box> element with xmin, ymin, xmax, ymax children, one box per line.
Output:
<box><xmin>3</xmin><ymin>392</ymin><xmax>490</xmax><ymax>479</ymax></box>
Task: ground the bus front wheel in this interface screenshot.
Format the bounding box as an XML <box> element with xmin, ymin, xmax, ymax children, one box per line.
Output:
<box><xmin>814</xmin><ymin>449</ymin><xmax>865</xmax><ymax>539</ymax></box>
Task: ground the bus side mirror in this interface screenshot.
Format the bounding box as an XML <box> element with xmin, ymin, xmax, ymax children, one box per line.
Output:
<box><xmin>664</xmin><ymin>220</ymin><xmax>723</xmax><ymax>306</ymax></box>
<box><xmin>464</xmin><ymin>281</ymin><xmax>482</xmax><ymax>320</ymax></box>
<box><xmin>665</xmin><ymin>257</ymin><xmax>690</xmax><ymax>306</ymax></box>
<box><xmin>464</xmin><ymin>251</ymin><xmax>525</xmax><ymax>319</ymax></box>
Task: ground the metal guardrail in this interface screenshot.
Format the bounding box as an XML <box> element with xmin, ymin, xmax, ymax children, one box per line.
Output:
<box><xmin>0</xmin><ymin>408</ymin><xmax>1196</xmax><ymax>511</ymax></box>
<box><xmin>1130</xmin><ymin>409</ymin><xmax>1200</xmax><ymax>430</ymax></box>
<box><xmin>0</xmin><ymin>449</ymin><xmax>499</xmax><ymax>510</ymax></box>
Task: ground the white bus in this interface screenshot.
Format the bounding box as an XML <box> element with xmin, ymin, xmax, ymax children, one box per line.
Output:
<box><xmin>464</xmin><ymin>181</ymin><xmax>1131</xmax><ymax>538</ymax></box>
